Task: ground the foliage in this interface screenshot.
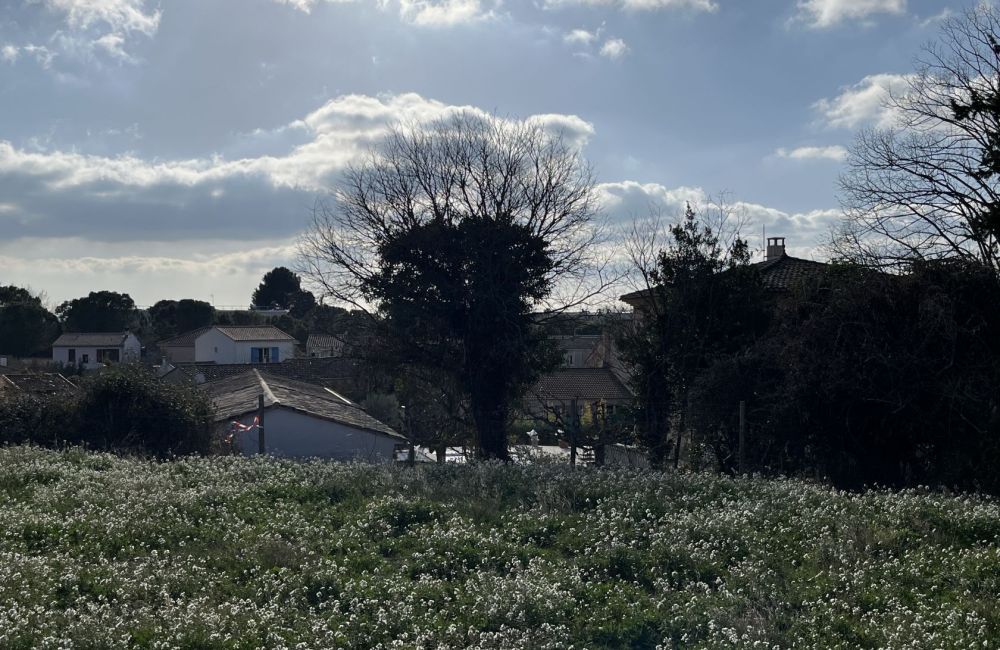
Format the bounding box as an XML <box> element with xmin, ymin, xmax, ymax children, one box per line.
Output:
<box><xmin>1</xmin><ymin>366</ymin><xmax>214</xmax><ymax>457</ymax></box>
<box><xmin>838</xmin><ymin>5</ymin><xmax>1000</xmax><ymax>272</ymax></box>
<box><xmin>73</xmin><ymin>365</ymin><xmax>214</xmax><ymax>457</ymax></box>
<box><xmin>55</xmin><ymin>291</ymin><xmax>137</xmax><ymax>333</ymax></box>
<box><xmin>301</xmin><ymin>113</ymin><xmax>600</xmax><ymax>460</ymax></box>
<box><xmin>251</xmin><ymin>267</ymin><xmax>309</xmax><ymax>310</ymax></box>
<box><xmin>0</xmin><ymin>446</ymin><xmax>998</xmax><ymax>648</ymax></box>
<box><xmin>689</xmin><ymin>259</ymin><xmax>1000</xmax><ymax>492</ymax></box>
<box><xmin>148</xmin><ymin>299</ymin><xmax>215</xmax><ymax>341</ymax></box>
<box><xmin>0</xmin><ymin>286</ymin><xmax>60</xmax><ymax>357</ymax></box>
<box><xmin>618</xmin><ymin>206</ymin><xmax>765</xmax><ymax>468</ymax></box>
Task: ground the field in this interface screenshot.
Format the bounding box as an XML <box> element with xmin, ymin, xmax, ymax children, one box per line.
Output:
<box><xmin>0</xmin><ymin>447</ymin><xmax>998</xmax><ymax>649</ymax></box>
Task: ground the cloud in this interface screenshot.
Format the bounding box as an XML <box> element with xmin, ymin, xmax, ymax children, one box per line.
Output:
<box><xmin>793</xmin><ymin>0</ymin><xmax>907</xmax><ymax>28</ymax></box>
<box><xmin>0</xmin><ymin>92</ymin><xmax>595</xmax><ymax>244</ymax></box>
<box><xmin>0</xmin><ymin>237</ymin><xmax>299</xmax><ymax>306</ymax></box>
<box><xmin>398</xmin><ymin>0</ymin><xmax>496</xmax><ymax>25</ymax></box>
<box><xmin>5</xmin><ymin>0</ymin><xmax>161</xmax><ymax>68</ymax></box>
<box><xmin>813</xmin><ymin>73</ymin><xmax>912</xmax><ymax>129</ymax></box>
<box><xmin>564</xmin><ymin>28</ymin><xmax>599</xmax><ymax>45</ymax></box>
<box><xmin>545</xmin><ymin>0</ymin><xmax>717</xmax><ymax>11</ymax></box>
<box><xmin>599</xmin><ymin>38</ymin><xmax>629</xmax><ymax>59</ymax></box>
<box><xmin>272</xmin><ymin>0</ymin><xmax>498</xmax><ymax>25</ymax></box>
<box><xmin>596</xmin><ymin>180</ymin><xmax>839</xmax><ymax>259</ymax></box>
<box><xmin>1</xmin><ymin>45</ymin><xmax>19</xmax><ymax>63</ymax></box>
<box><xmin>40</xmin><ymin>0</ymin><xmax>161</xmax><ymax>36</ymax></box>
<box><xmin>774</xmin><ymin>145</ymin><xmax>848</xmax><ymax>161</ymax></box>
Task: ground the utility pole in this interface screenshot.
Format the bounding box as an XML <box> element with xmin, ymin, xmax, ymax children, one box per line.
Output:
<box><xmin>569</xmin><ymin>397</ymin><xmax>578</xmax><ymax>468</ymax></box>
<box><xmin>257</xmin><ymin>394</ymin><xmax>266</xmax><ymax>455</ymax></box>
<box><xmin>738</xmin><ymin>400</ymin><xmax>746</xmax><ymax>474</ymax></box>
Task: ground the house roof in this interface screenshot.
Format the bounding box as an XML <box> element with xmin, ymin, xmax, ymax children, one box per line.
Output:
<box><xmin>159</xmin><ymin>327</ymin><xmax>212</xmax><ymax>348</ymax></box>
<box><xmin>752</xmin><ymin>254</ymin><xmax>828</xmax><ymax>290</ymax></box>
<box><xmin>166</xmin><ymin>357</ymin><xmax>357</xmax><ymax>384</ymax></box>
<box><xmin>202</xmin><ymin>370</ymin><xmax>402</xmax><ymax>440</ymax></box>
<box><xmin>307</xmin><ymin>334</ymin><xmax>345</xmax><ymax>348</ymax></box>
<box><xmin>52</xmin><ymin>332</ymin><xmax>133</xmax><ymax>347</ymax></box>
<box><xmin>214</xmin><ymin>326</ymin><xmax>297</xmax><ymax>342</ymax></box>
<box><xmin>531</xmin><ymin>368</ymin><xmax>633</xmax><ymax>402</ymax></box>
<box><xmin>0</xmin><ymin>373</ymin><xmax>79</xmax><ymax>397</ymax></box>
<box><xmin>620</xmin><ymin>253</ymin><xmax>829</xmax><ymax>306</ymax></box>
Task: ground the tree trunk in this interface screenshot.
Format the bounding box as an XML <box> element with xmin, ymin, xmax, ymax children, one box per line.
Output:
<box><xmin>471</xmin><ymin>395</ymin><xmax>511</xmax><ymax>461</ymax></box>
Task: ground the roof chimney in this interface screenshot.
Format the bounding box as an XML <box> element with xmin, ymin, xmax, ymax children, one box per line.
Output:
<box><xmin>766</xmin><ymin>237</ymin><xmax>786</xmax><ymax>261</ymax></box>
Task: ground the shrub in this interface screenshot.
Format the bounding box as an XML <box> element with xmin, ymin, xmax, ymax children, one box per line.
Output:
<box><xmin>74</xmin><ymin>365</ymin><xmax>214</xmax><ymax>457</ymax></box>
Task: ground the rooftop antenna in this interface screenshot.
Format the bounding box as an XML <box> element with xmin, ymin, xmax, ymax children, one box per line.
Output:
<box><xmin>762</xmin><ymin>225</ymin><xmax>766</xmax><ymax>261</ymax></box>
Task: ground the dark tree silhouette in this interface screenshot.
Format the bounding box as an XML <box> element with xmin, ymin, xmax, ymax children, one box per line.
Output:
<box><xmin>55</xmin><ymin>291</ymin><xmax>137</xmax><ymax>333</ymax></box>
<box><xmin>251</xmin><ymin>267</ymin><xmax>307</xmax><ymax>310</ymax></box>
<box><xmin>300</xmin><ymin>113</ymin><xmax>606</xmax><ymax>460</ymax></box>
<box><xmin>619</xmin><ymin>205</ymin><xmax>764</xmax><ymax>468</ymax></box>
<box><xmin>0</xmin><ymin>286</ymin><xmax>60</xmax><ymax>357</ymax></box>
<box><xmin>149</xmin><ymin>299</ymin><xmax>215</xmax><ymax>340</ymax></box>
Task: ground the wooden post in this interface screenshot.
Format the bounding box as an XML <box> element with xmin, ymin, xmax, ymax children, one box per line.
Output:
<box><xmin>738</xmin><ymin>400</ymin><xmax>746</xmax><ymax>474</ymax></box>
<box><xmin>569</xmin><ymin>397</ymin><xmax>578</xmax><ymax>468</ymax></box>
<box><xmin>257</xmin><ymin>394</ymin><xmax>266</xmax><ymax>455</ymax></box>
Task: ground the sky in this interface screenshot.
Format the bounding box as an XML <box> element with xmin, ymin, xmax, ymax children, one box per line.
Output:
<box><xmin>0</xmin><ymin>0</ymin><xmax>962</xmax><ymax>307</ymax></box>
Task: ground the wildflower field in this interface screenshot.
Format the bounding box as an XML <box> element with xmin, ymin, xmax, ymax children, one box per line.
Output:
<box><xmin>0</xmin><ymin>447</ymin><xmax>998</xmax><ymax>649</ymax></box>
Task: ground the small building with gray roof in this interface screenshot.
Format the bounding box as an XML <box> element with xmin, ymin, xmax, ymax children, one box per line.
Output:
<box><xmin>202</xmin><ymin>370</ymin><xmax>404</xmax><ymax>462</ymax></box>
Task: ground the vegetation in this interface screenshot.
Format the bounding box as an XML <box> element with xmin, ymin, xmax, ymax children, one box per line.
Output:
<box><xmin>300</xmin><ymin>113</ymin><xmax>602</xmax><ymax>460</ymax></box>
<box><xmin>148</xmin><ymin>299</ymin><xmax>215</xmax><ymax>341</ymax></box>
<box><xmin>55</xmin><ymin>290</ymin><xmax>138</xmax><ymax>333</ymax></box>
<box><xmin>0</xmin><ymin>446</ymin><xmax>998</xmax><ymax>648</ymax></box>
<box><xmin>839</xmin><ymin>5</ymin><xmax>1000</xmax><ymax>271</ymax></box>
<box><xmin>0</xmin><ymin>285</ymin><xmax>60</xmax><ymax>357</ymax></box>
<box><xmin>0</xmin><ymin>365</ymin><xmax>214</xmax><ymax>457</ymax></box>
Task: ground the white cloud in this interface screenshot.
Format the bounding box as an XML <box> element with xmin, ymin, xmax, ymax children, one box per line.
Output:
<box><xmin>545</xmin><ymin>0</ymin><xmax>717</xmax><ymax>11</ymax></box>
<box><xmin>273</xmin><ymin>0</ymin><xmax>498</xmax><ymax>25</ymax></box>
<box><xmin>564</xmin><ymin>28</ymin><xmax>599</xmax><ymax>45</ymax></box>
<box><xmin>596</xmin><ymin>180</ymin><xmax>838</xmax><ymax>259</ymax></box>
<box><xmin>0</xmin><ymin>238</ymin><xmax>299</xmax><ymax>306</ymax></box>
<box><xmin>774</xmin><ymin>145</ymin><xmax>848</xmax><ymax>161</ymax></box>
<box><xmin>813</xmin><ymin>73</ymin><xmax>912</xmax><ymax>129</ymax></box>
<box><xmin>41</xmin><ymin>0</ymin><xmax>161</xmax><ymax>36</ymax></box>
<box><xmin>0</xmin><ymin>92</ymin><xmax>594</xmax><ymax>206</ymax></box>
<box><xmin>1</xmin><ymin>45</ymin><xmax>19</xmax><ymax>63</ymax></box>
<box><xmin>794</xmin><ymin>0</ymin><xmax>907</xmax><ymax>28</ymax></box>
<box><xmin>398</xmin><ymin>0</ymin><xmax>495</xmax><ymax>26</ymax></box>
<box><xmin>91</xmin><ymin>32</ymin><xmax>132</xmax><ymax>61</ymax></box>
<box><xmin>599</xmin><ymin>38</ymin><xmax>629</xmax><ymax>59</ymax></box>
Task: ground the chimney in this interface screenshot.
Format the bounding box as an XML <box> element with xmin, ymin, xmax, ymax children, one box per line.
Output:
<box><xmin>766</xmin><ymin>237</ymin><xmax>786</xmax><ymax>261</ymax></box>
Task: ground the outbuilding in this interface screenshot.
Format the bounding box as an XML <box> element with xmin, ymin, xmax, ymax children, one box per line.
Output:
<box><xmin>202</xmin><ymin>370</ymin><xmax>404</xmax><ymax>462</ymax></box>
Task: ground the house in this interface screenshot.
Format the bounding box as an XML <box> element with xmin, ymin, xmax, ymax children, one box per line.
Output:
<box><xmin>0</xmin><ymin>373</ymin><xmax>78</xmax><ymax>398</ymax></box>
<box><xmin>158</xmin><ymin>325</ymin><xmax>297</xmax><ymax>365</ymax></box>
<box><xmin>306</xmin><ymin>334</ymin><xmax>346</xmax><ymax>358</ymax></box>
<box><xmin>525</xmin><ymin>367</ymin><xmax>634</xmax><ymax>420</ymax></box>
<box><xmin>620</xmin><ymin>237</ymin><xmax>829</xmax><ymax>314</ymax></box>
<box><xmin>202</xmin><ymin>370</ymin><xmax>404</xmax><ymax>462</ymax></box>
<box><xmin>52</xmin><ymin>332</ymin><xmax>141</xmax><ymax>370</ymax></box>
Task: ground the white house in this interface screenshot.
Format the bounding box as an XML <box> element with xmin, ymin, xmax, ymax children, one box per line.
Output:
<box><xmin>52</xmin><ymin>332</ymin><xmax>141</xmax><ymax>370</ymax></box>
<box><xmin>203</xmin><ymin>370</ymin><xmax>404</xmax><ymax>462</ymax></box>
<box><xmin>159</xmin><ymin>326</ymin><xmax>297</xmax><ymax>365</ymax></box>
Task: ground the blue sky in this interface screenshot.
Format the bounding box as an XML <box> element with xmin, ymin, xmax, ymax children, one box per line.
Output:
<box><xmin>0</xmin><ymin>0</ymin><xmax>959</xmax><ymax>306</ymax></box>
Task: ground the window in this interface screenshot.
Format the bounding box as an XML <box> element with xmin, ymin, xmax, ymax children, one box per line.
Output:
<box><xmin>564</xmin><ymin>353</ymin><xmax>575</xmax><ymax>367</ymax></box>
<box><xmin>96</xmin><ymin>349</ymin><xmax>120</xmax><ymax>363</ymax></box>
<box><xmin>251</xmin><ymin>347</ymin><xmax>280</xmax><ymax>363</ymax></box>
<box><xmin>68</xmin><ymin>349</ymin><xmax>76</xmax><ymax>363</ymax></box>
<box><xmin>81</xmin><ymin>353</ymin><xmax>89</xmax><ymax>364</ymax></box>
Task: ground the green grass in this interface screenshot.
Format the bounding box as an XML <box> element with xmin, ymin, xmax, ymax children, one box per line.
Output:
<box><xmin>0</xmin><ymin>445</ymin><xmax>998</xmax><ymax>648</ymax></box>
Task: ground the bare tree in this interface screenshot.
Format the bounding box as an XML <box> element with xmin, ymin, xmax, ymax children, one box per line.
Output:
<box><xmin>299</xmin><ymin>112</ymin><xmax>610</xmax><ymax>460</ymax></box>
<box><xmin>838</xmin><ymin>5</ymin><xmax>1000</xmax><ymax>272</ymax></box>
